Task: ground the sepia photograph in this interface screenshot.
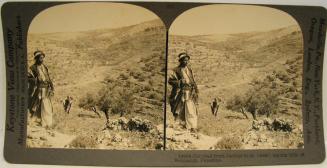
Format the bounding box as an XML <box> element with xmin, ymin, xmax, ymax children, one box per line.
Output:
<box><xmin>166</xmin><ymin>4</ymin><xmax>304</xmax><ymax>150</ymax></box>
<box><xmin>26</xmin><ymin>2</ymin><xmax>166</xmax><ymax>150</ymax></box>
<box><xmin>2</xmin><ymin>0</ymin><xmax>327</xmax><ymax>166</ymax></box>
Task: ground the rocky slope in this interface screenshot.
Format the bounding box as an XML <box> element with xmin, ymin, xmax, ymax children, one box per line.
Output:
<box><xmin>167</xmin><ymin>25</ymin><xmax>304</xmax><ymax>149</ymax></box>
<box><xmin>27</xmin><ymin>19</ymin><xmax>166</xmax><ymax>149</ymax></box>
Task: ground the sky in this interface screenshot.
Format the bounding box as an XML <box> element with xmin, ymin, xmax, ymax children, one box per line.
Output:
<box><xmin>28</xmin><ymin>2</ymin><xmax>159</xmax><ymax>34</ymax></box>
<box><xmin>169</xmin><ymin>4</ymin><xmax>300</xmax><ymax>35</ymax></box>
<box><xmin>29</xmin><ymin>3</ymin><xmax>300</xmax><ymax>35</ymax></box>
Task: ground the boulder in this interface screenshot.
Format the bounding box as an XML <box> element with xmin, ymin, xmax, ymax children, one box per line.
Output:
<box><xmin>127</xmin><ymin>117</ymin><xmax>154</xmax><ymax>132</ymax></box>
<box><xmin>106</xmin><ymin>117</ymin><xmax>128</xmax><ymax>131</ymax></box>
<box><xmin>252</xmin><ymin>118</ymin><xmax>294</xmax><ymax>132</ymax></box>
<box><xmin>106</xmin><ymin>117</ymin><xmax>155</xmax><ymax>133</ymax></box>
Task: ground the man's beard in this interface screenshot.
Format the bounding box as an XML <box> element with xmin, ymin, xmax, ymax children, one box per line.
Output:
<box><xmin>180</xmin><ymin>63</ymin><xmax>187</xmax><ymax>67</ymax></box>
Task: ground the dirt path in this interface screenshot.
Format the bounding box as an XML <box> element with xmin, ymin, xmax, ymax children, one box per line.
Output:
<box><xmin>165</xmin><ymin>126</ymin><xmax>221</xmax><ymax>150</ymax></box>
<box><xmin>165</xmin><ymin>103</ymin><xmax>224</xmax><ymax>150</ymax></box>
<box><xmin>27</xmin><ymin>122</ymin><xmax>76</xmax><ymax>148</ymax></box>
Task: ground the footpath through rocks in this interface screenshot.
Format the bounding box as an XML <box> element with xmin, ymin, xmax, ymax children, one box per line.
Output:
<box><xmin>161</xmin><ymin>123</ymin><xmax>222</xmax><ymax>150</ymax></box>
<box><xmin>27</xmin><ymin>121</ymin><xmax>76</xmax><ymax>148</ymax></box>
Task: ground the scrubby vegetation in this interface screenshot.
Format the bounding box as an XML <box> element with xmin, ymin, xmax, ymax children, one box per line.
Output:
<box><xmin>70</xmin><ymin>134</ymin><xmax>97</xmax><ymax>148</ymax></box>
<box><xmin>79</xmin><ymin>84</ymin><xmax>136</xmax><ymax>116</ymax></box>
<box><xmin>214</xmin><ymin>136</ymin><xmax>242</xmax><ymax>150</ymax></box>
<box><xmin>226</xmin><ymin>54</ymin><xmax>302</xmax><ymax>120</ymax></box>
<box><xmin>226</xmin><ymin>79</ymin><xmax>279</xmax><ymax>119</ymax></box>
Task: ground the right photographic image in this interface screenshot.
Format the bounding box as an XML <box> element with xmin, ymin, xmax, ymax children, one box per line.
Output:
<box><xmin>166</xmin><ymin>4</ymin><xmax>304</xmax><ymax>150</ymax></box>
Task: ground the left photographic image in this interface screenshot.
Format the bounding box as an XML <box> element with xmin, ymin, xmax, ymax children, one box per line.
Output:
<box><xmin>26</xmin><ymin>2</ymin><xmax>166</xmax><ymax>150</ymax></box>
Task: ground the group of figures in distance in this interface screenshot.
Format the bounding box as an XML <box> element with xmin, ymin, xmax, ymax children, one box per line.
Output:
<box><xmin>26</xmin><ymin>3</ymin><xmax>304</xmax><ymax>150</ymax></box>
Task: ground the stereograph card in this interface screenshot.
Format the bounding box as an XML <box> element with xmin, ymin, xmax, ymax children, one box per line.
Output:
<box><xmin>1</xmin><ymin>0</ymin><xmax>326</xmax><ymax>167</ymax></box>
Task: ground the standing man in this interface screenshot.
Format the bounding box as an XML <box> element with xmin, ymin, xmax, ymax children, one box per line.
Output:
<box><xmin>29</xmin><ymin>50</ymin><xmax>54</xmax><ymax>128</ymax></box>
<box><xmin>211</xmin><ymin>98</ymin><xmax>219</xmax><ymax>117</ymax></box>
<box><xmin>168</xmin><ymin>52</ymin><xmax>199</xmax><ymax>132</ymax></box>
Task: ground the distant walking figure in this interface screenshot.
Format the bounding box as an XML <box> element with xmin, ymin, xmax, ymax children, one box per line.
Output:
<box><xmin>63</xmin><ymin>96</ymin><xmax>73</xmax><ymax>114</ymax></box>
<box><xmin>211</xmin><ymin>98</ymin><xmax>219</xmax><ymax>117</ymax></box>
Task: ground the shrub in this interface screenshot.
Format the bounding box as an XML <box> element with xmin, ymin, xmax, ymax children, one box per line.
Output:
<box><xmin>276</xmin><ymin>70</ymin><xmax>290</xmax><ymax>83</ymax></box>
<box><xmin>285</xmin><ymin>59</ymin><xmax>295</xmax><ymax>65</ymax></box>
<box><xmin>285</xmin><ymin>92</ymin><xmax>292</xmax><ymax>98</ymax></box>
<box><xmin>214</xmin><ymin>136</ymin><xmax>242</xmax><ymax>150</ymax></box>
<box><xmin>250</xmin><ymin>77</ymin><xmax>261</xmax><ymax>85</ymax></box>
<box><xmin>283</xmin><ymin>85</ymin><xmax>296</xmax><ymax>94</ymax></box>
<box><xmin>246</xmin><ymin>88</ymin><xmax>279</xmax><ymax>116</ymax></box>
<box><xmin>266</xmin><ymin>74</ymin><xmax>275</xmax><ymax>82</ymax></box>
<box><xmin>270</xmin><ymin>81</ymin><xmax>277</xmax><ymax>89</ymax></box>
<box><xmin>132</xmin><ymin>85</ymin><xmax>142</xmax><ymax>93</ymax></box>
<box><xmin>137</xmin><ymin>75</ymin><xmax>146</xmax><ymax>82</ymax></box>
<box><xmin>149</xmin><ymin>79</ymin><xmax>155</xmax><ymax>86</ymax></box>
<box><xmin>119</xmin><ymin>73</ymin><xmax>129</xmax><ymax>80</ymax></box>
<box><xmin>104</xmin><ymin>76</ymin><xmax>114</xmax><ymax>83</ymax></box>
<box><xmin>79</xmin><ymin>93</ymin><xmax>97</xmax><ymax>109</ymax></box>
<box><xmin>97</xmin><ymin>85</ymin><xmax>135</xmax><ymax>116</ymax></box>
<box><xmin>148</xmin><ymin>92</ymin><xmax>163</xmax><ymax>101</ymax></box>
<box><xmin>226</xmin><ymin>95</ymin><xmax>246</xmax><ymax>111</ymax></box>
<box><xmin>140</xmin><ymin>91</ymin><xmax>146</xmax><ymax>98</ymax></box>
<box><xmin>292</xmin><ymin>92</ymin><xmax>302</xmax><ymax>100</ymax></box>
<box><xmin>288</xmin><ymin>85</ymin><xmax>296</xmax><ymax>92</ymax></box>
<box><xmin>70</xmin><ymin>135</ymin><xmax>97</xmax><ymax>148</ymax></box>
<box><xmin>228</xmin><ymin>86</ymin><xmax>279</xmax><ymax>117</ymax></box>
<box><xmin>143</xmin><ymin>84</ymin><xmax>152</xmax><ymax>91</ymax></box>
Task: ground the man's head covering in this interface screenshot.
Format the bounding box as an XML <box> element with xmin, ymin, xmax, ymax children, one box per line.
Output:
<box><xmin>178</xmin><ymin>52</ymin><xmax>190</xmax><ymax>61</ymax></box>
<box><xmin>34</xmin><ymin>50</ymin><xmax>45</xmax><ymax>60</ymax></box>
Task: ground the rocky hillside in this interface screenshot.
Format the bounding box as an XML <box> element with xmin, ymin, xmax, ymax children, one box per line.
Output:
<box><xmin>167</xmin><ymin>25</ymin><xmax>304</xmax><ymax>150</ymax></box>
<box><xmin>27</xmin><ymin>19</ymin><xmax>166</xmax><ymax>149</ymax></box>
<box><xmin>168</xmin><ymin>25</ymin><xmax>303</xmax><ymax>102</ymax></box>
